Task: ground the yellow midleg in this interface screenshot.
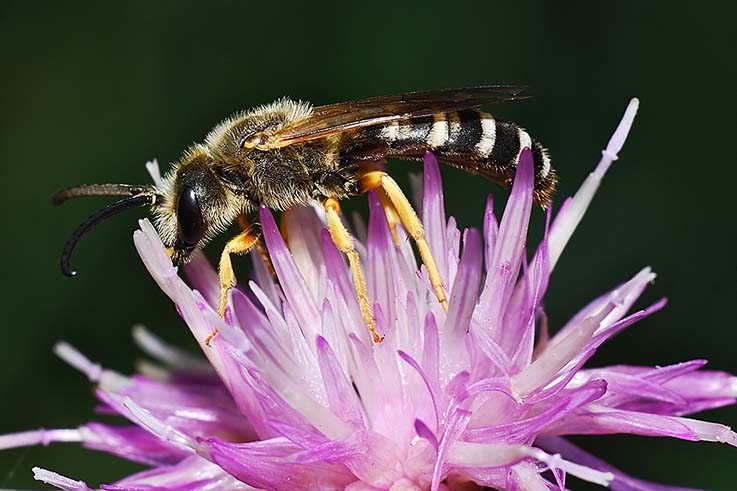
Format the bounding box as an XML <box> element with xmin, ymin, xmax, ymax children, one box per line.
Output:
<box><xmin>324</xmin><ymin>198</ymin><xmax>383</xmax><ymax>343</ymax></box>
<box><xmin>206</xmin><ymin>225</ymin><xmax>260</xmax><ymax>346</ymax></box>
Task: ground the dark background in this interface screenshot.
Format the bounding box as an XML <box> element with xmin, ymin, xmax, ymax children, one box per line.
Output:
<box><xmin>1</xmin><ymin>2</ymin><xmax>735</xmax><ymax>490</ymax></box>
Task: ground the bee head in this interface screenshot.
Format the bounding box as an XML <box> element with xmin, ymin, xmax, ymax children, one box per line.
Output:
<box><xmin>53</xmin><ymin>146</ymin><xmax>247</xmax><ymax>277</ymax></box>
<box><xmin>154</xmin><ymin>146</ymin><xmax>244</xmax><ymax>266</ymax></box>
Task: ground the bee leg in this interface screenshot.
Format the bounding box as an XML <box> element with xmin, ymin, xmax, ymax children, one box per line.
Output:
<box><xmin>279</xmin><ymin>210</ymin><xmax>290</xmax><ymax>244</ymax></box>
<box><xmin>360</xmin><ymin>170</ymin><xmax>449</xmax><ymax>313</ymax></box>
<box><xmin>238</xmin><ymin>214</ymin><xmax>275</xmax><ymax>278</ymax></box>
<box><xmin>254</xmin><ymin>240</ymin><xmax>276</xmax><ymax>278</ymax></box>
<box><xmin>207</xmin><ymin>225</ymin><xmax>261</xmax><ymax>346</ymax></box>
<box><xmin>323</xmin><ymin>198</ymin><xmax>383</xmax><ymax>343</ymax></box>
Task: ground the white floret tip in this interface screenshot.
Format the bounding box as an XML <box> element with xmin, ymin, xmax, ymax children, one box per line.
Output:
<box><xmin>548</xmin><ymin>98</ymin><xmax>639</xmax><ymax>270</ymax></box>
<box><xmin>32</xmin><ymin>467</ymin><xmax>91</xmax><ymax>491</ymax></box>
<box><xmin>132</xmin><ymin>324</ymin><xmax>212</xmax><ymax>373</ymax></box>
<box><xmin>145</xmin><ymin>159</ymin><xmax>163</xmax><ymax>187</ymax></box>
<box><xmin>53</xmin><ymin>342</ymin><xmax>130</xmax><ymax>391</ymax></box>
<box><xmin>121</xmin><ymin>396</ymin><xmax>197</xmax><ymax>451</ymax></box>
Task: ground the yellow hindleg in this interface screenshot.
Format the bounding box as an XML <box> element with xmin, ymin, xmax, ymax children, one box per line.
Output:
<box><xmin>324</xmin><ymin>198</ymin><xmax>383</xmax><ymax>343</ymax></box>
<box><xmin>206</xmin><ymin>225</ymin><xmax>260</xmax><ymax>346</ymax></box>
<box><xmin>360</xmin><ymin>171</ymin><xmax>448</xmax><ymax>312</ymax></box>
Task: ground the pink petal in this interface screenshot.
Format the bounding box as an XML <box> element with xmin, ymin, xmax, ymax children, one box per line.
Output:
<box><xmin>536</xmin><ymin>436</ymin><xmax>703</xmax><ymax>491</ymax></box>
<box><xmin>482</xmin><ymin>195</ymin><xmax>498</xmax><ymax>270</ymax></box>
<box><xmin>206</xmin><ymin>437</ymin><xmax>355</xmax><ymax>491</ymax></box>
<box><xmin>113</xmin><ymin>455</ymin><xmax>259</xmax><ymax>491</ymax></box>
<box><xmin>466</xmin><ymin>379</ymin><xmax>607</xmax><ymax>443</ymax></box>
<box><xmin>183</xmin><ymin>251</ymin><xmax>220</xmax><ymax>310</ymax></box>
<box><xmin>310</xmin><ymin>431</ymin><xmax>405</xmax><ymax>488</ymax></box>
<box><xmin>317</xmin><ymin>336</ymin><xmax>366</xmax><ymax>429</ymax></box>
<box><xmin>320</xmin><ymin>229</ymin><xmax>368</xmax><ymax>343</ymax></box>
<box><xmin>445</xmin><ymin>229</ymin><xmax>482</xmax><ymax>337</ymax></box>
<box><xmin>544</xmin><ymin>407</ymin><xmax>737</xmax><ymax>446</ymax></box>
<box><xmin>423</xmin><ymin>151</ymin><xmax>449</xmax><ymax>280</ymax></box>
<box><xmin>259</xmin><ymin>205</ymin><xmax>321</xmax><ymax>339</ymax></box>
<box><xmin>82</xmin><ymin>423</ymin><xmax>189</xmax><ymax>466</ymax></box>
<box><xmin>399</xmin><ymin>350</ymin><xmax>440</xmax><ymax>432</ymax></box>
<box><xmin>366</xmin><ymin>190</ymin><xmax>400</xmax><ymax>327</ymax></box>
<box><xmin>283</xmin><ymin>206</ymin><xmax>326</xmax><ymax>298</ymax></box>
<box><xmin>431</xmin><ymin>409</ymin><xmax>471</xmax><ymax>491</ymax></box>
<box><xmin>474</xmin><ymin>148</ymin><xmax>535</xmax><ymax>354</ymax></box>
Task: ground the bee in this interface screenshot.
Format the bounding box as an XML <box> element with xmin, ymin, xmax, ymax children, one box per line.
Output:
<box><xmin>54</xmin><ymin>86</ymin><xmax>556</xmax><ymax>343</ymax></box>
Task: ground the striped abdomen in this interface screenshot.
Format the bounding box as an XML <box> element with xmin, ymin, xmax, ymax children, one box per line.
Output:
<box><xmin>354</xmin><ymin>109</ymin><xmax>556</xmax><ymax>206</ymax></box>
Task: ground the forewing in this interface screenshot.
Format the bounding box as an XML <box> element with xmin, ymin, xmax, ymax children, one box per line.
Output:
<box><xmin>263</xmin><ymin>86</ymin><xmax>528</xmax><ymax>147</ymax></box>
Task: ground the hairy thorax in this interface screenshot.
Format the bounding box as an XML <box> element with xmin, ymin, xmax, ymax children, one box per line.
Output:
<box><xmin>205</xmin><ymin>102</ymin><xmax>358</xmax><ymax>210</ymax></box>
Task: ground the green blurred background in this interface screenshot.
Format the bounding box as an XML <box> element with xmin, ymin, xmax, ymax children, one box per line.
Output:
<box><xmin>1</xmin><ymin>1</ymin><xmax>735</xmax><ymax>490</ymax></box>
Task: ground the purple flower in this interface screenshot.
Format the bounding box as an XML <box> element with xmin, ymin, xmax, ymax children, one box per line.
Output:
<box><xmin>2</xmin><ymin>98</ymin><xmax>736</xmax><ymax>491</ymax></box>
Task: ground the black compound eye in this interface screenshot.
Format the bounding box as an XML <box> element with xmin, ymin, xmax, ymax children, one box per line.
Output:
<box><xmin>177</xmin><ymin>186</ymin><xmax>204</xmax><ymax>246</ymax></box>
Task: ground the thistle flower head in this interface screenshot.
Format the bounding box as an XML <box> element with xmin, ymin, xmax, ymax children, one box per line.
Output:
<box><xmin>2</xmin><ymin>99</ymin><xmax>736</xmax><ymax>491</ymax></box>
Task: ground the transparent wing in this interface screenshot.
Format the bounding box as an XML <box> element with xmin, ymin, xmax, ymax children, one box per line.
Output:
<box><xmin>262</xmin><ymin>86</ymin><xmax>529</xmax><ymax>148</ymax></box>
